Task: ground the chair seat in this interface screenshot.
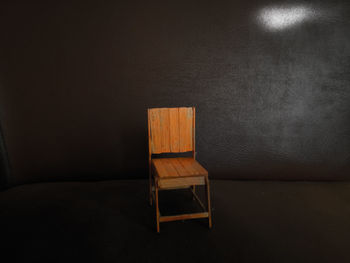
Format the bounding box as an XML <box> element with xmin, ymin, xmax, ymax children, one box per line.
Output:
<box><xmin>152</xmin><ymin>158</ymin><xmax>208</xmax><ymax>189</ymax></box>
<box><xmin>152</xmin><ymin>157</ymin><xmax>208</xmax><ymax>178</ymax></box>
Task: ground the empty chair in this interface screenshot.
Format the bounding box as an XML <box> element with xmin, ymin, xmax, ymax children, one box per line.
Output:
<box><xmin>148</xmin><ymin>107</ymin><xmax>212</xmax><ymax>232</ymax></box>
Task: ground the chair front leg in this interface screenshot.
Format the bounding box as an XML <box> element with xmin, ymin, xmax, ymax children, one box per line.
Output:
<box><xmin>155</xmin><ymin>177</ymin><xmax>160</xmax><ymax>233</ymax></box>
<box><xmin>205</xmin><ymin>176</ymin><xmax>212</xmax><ymax>228</ymax></box>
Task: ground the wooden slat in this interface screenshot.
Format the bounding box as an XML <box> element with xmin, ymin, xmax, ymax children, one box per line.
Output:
<box><xmin>158</xmin><ymin>176</ymin><xmax>205</xmax><ymax>189</ymax></box>
<box><xmin>169</xmin><ymin>158</ymin><xmax>191</xmax><ymax>176</ymax></box>
<box><xmin>169</xmin><ymin>108</ymin><xmax>180</xmax><ymax>152</ymax></box>
<box><xmin>158</xmin><ymin>186</ymin><xmax>190</xmax><ymax>191</ymax></box>
<box><xmin>159</xmin><ymin>212</ymin><xmax>209</xmax><ymax>222</ymax></box>
<box><xmin>160</xmin><ymin>108</ymin><xmax>170</xmax><ymax>152</ymax></box>
<box><xmin>187</xmin><ymin>159</ymin><xmax>208</xmax><ymax>176</ymax></box>
<box><xmin>153</xmin><ymin>158</ymin><xmax>207</xmax><ymax>178</ymax></box>
<box><xmin>178</xmin><ymin>158</ymin><xmax>208</xmax><ymax>176</ymax></box>
<box><xmin>179</xmin><ymin>107</ymin><xmax>193</xmax><ymax>152</ymax></box>
<box><xmin>174</xmin><ymin>157</ymin><xmax>196</xmax><ymax>176</ymax></box>
<box><xmin>150</xmin><ymin>109</ymin><xmax>162</xmax><ymax>153</ymax></box>
<box><xmin>177</xmin><ymin>158</ymin><xmax>197</xmax><ymax>175</ymax></box>
<box><xmin>152</xmin><ymin>159</ymin><xmax>170</xmax><ymax>177</ymax></box>
<box><xmin>149</xmin><ymin>107</ymin><xmax>194</xmax><ymax>154</ymax></box>
<box><xmin>192</xmin><ymin>107</ymin><xmax>196</xmax><ymax>158</ymax></box>
<box><xmin>161</xmin><ymin>158</ymin><xmax>180</xmax><ymax>178</ymax></box>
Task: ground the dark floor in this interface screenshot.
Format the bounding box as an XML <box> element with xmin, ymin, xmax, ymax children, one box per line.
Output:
<box><xmin>1</xmin><ymin>180</ymin><xmax>349</xmax><ymax>263</ymax></box>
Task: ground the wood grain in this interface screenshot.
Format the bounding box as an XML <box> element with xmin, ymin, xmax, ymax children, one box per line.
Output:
<box><xmin>152</xmin><ymin>158</ymin><xmax>207</xmax><ymax>178</ymax></box>
<box><xmin>158</xmin><ymin>176</ymin><xmax>205</xmax><ymax>189</ymax></box>
<box><xmin>150</xmin><ymin>109</ymin><xmax>162</xmax><ymax>153</ymax></box>
<box><xmin>148</xmin><ymin>107</ymin><xmax>193</xmax><ymax>154</ymax></box>
<box><xmin>169</xmin><ymin>108</ymin><xmax>180</xmax><ymax>152</ymax></box>
<box><xmin>179</xmin><ymin>107</ymin><xmax>193</xmax><ymax>152</ymax></box>
<box><xmin>159</xmin><ymin>212</ymin><xmax>209</xmax><ymax>222</ymax></box>
<box><xmin>160</xmin><ymin>108</ymin><xmax>170</xmax><ymax>152</ymax></box>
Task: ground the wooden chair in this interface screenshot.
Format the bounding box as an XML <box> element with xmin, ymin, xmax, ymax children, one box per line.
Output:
<box><xmin>148</xmin><ymin>107</ymin><xmax>212</xmax><ymax>232</ymax></box>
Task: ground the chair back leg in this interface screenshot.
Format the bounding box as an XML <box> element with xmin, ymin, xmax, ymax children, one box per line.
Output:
<box><xmin>149</xmin><ymin>159</ymin><xmax>153</xmax><ymax>205</ymax></box>
<box><xmin>191</xmin><ymin>185</ymin><xmax>196</xmax><ymax>200</ymax></box>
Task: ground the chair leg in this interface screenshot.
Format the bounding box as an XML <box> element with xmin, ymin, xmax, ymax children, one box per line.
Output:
<box><xmin>149</xmin><ymin>176</ymin><xmax>153</xmax><ymax>206</ymax></box>
<box><xmin>149</xmin><ymin>161</ymin><xmax>153</xmax><ymax>206</ymax></box>
<box><xmin>155</xmin><ymin>178</ymin><xmax>160</xmax><ymax>233</ymax></box>
<box><xmin>205</xmin><ymin>176</ymin><xmax>212</xmax><ymax>228</ymax></box>
<box><xmin>192</xmin><ymin>185</ymin><xmax>196</xmax><ymax>200</ymax></box>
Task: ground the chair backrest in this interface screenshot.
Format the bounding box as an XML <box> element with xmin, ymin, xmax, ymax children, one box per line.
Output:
<box><xmin>148</xmin><ymin>107</ymin><xmax>195</xmax><ymax>155</ymax></box>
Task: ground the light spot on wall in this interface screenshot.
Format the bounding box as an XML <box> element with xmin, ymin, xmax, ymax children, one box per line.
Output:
<box><xmin>257</xmin><ymin>5</ymin><xmax>317</xmax><ymax>31</ymax></box>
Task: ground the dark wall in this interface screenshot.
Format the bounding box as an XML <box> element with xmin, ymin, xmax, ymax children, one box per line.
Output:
<box><xmin>0</xmin><ymin>0</ymin><xmax>349</xmax><ymax>185</ymax></box>
<box><xmin>0</xmin><ymin>122</ymin><xmax>9</xmax><ymax>189</ymax></box>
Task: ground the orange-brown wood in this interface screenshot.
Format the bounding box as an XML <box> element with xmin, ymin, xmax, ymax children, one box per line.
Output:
<box><xmin>171</xmin><ymin>158</ymin><xmax>191</xmax><ymax>177</ymax></box>
<box><xmin>152</xmin><ymin>158</ymin><xmax>207</xmax><ymax>178</ymax></box>
<box><xmin>147</xmin><ymin>107</ymin><xmax>212</xmax><ymax>232</ymax></box>
<box><xmin>179</xmin><ymin>107</ymin><xmax>193</xmax><ymax>152</ymax></box>
<box><xmin>158</xmin><ymin>176</ymin><xmax>205</xmax><ymax>189</ymax></box>
<box><xmin>169</xmin><ymin>108</ymin><xmax>180</xmax><ymax>152</ymax></box>
<box><xmin>159</xmin><ymin>212</ymin><xmax>208</xmax><ymax>223</ymax></box>
<box><xmin>149</xmin><ymin>107</ymin><xmax>193</xmax><ymax>154</ymax></box>
<box><xmin>155</xmin><ymin>177</ymin><xmax>160</xmax><ymax>232</ymax></box>
<box><xmin>178</xmin><ymin>158</ymin><xmax>208</xmax><ymax>176</ymax></box>
<box><xmin>149</xmin><ymin>109</ymin><xmax>162</xmax><ymax>153</ymax></box>
<box><xmin>148</xmin><ymin>109</ymin><xmax>153</xmax><ymax>205</ymax></box>
<box><xmin>160</xmin><ymin>108</ymin><xmax>170</xmax><ymax>152</ymax></box>
<box><xmin>205</xmin><ymin>175</ymin><xmax>212</xmax><ymax>228</ymax></box>
<box><xmin>192</xmin><ymin>107</ymin><xmax>196</xmax><ymax>159</ymax></box>
<box><xmin>159</xmin><ymin>158</ymin><xmax>179</xmax><ymax>178</ymax></box>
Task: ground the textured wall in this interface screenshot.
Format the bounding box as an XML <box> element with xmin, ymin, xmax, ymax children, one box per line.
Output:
<box><xmin>0</xmin><ymin>0</ymin><xmax>349</xmax><ymax>185</ymax></box>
